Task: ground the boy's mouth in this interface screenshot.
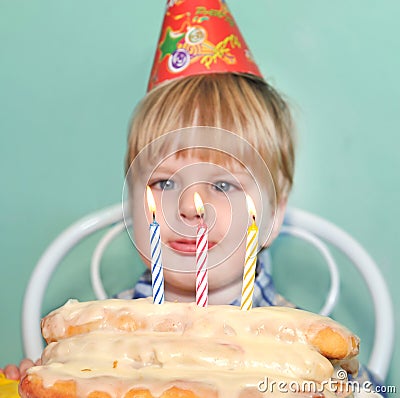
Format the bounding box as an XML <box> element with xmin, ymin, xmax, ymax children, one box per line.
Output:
<box><xmin>168</xmin><ymin>239</ymin><xmax>216</xmax><ymax>255</ymax></box>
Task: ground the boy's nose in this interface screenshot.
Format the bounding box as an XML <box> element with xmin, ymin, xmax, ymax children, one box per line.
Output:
<box><xmin>178</xmin><ymin>186</ymin><xmax>202</xmax><ymax>224</ymax></box>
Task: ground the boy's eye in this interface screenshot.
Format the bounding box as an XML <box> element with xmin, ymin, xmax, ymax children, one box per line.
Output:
<box><xmin>213</xmin><ymin>181</ymin><xmax>234</xmax><ymax>192</ymax></box>
<box><xmin>154</xmin><ymin>179</ymin><xmax>175</xmax><ymax>191</ymax></box>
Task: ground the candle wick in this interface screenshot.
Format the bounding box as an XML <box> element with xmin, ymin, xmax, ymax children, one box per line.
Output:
<box><xmin>252</xmin><ymin>215</ymin><xmax>256</xmax><ymax>223</ymax></box>
<box><xmin>153</xmin><ymin>212</ymin><xmax>156</xmax><ymax>222</ymax></box>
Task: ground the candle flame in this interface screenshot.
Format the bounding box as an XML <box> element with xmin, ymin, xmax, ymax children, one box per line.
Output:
<box><xmin>146</xmin><ymin>186</ymin><xmax>156</xmax><ymax>215</ymax></box>
<box><xmin>194</xmin><ymin>192</ymin><xmax>205</xmax><ymax>216</ymax></box>
<box><xmin>246</xmin><ymin>194</ymin><xmax>257</xmax><ymax>220</ymax></box>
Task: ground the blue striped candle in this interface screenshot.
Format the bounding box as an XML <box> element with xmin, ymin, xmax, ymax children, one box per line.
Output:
<box><xmin>147</xmin><ymin>186</ymin><xmax>165</xmax><ymax>304</ymax></box>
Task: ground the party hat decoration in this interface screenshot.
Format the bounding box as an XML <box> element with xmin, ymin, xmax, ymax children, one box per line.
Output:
<box><xmin>148</xmin><ymin>0</ymin><xmax>263</xmax><ymax>91</ymax></box>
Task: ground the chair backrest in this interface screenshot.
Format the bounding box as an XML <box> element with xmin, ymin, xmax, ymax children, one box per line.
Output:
<box><xmin>22</xmin><ymin>204</ymin><xmax>394</xmax><ymax>381</ymax></box>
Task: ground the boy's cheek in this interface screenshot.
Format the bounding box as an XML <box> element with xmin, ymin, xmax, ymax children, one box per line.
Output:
<box><xmin>132</xmin><ymin>231</ymin><xmax>151</xmax><ymax>267</ymax></box>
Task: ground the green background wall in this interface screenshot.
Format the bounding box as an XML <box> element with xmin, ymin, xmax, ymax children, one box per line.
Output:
<box><xmin>1</xmin><ymin>0</ymin><xmax>398</xmax><ymax>390</ymax></box>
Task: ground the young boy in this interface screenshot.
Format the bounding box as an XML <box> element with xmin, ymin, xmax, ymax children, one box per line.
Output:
<box><xmin>120</xmin><ymin>73</ymin><xmax>294</xmax><ymax>308</ymax></box>
<box><xmin>113</xmin><ymin>0</ymin><xmax>295</xmax><ymax>307</ymax></box>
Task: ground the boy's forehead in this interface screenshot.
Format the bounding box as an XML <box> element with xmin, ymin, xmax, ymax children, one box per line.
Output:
<box><xmin>130</xmin><ymin>149</ymin><xmax>268</xmax><ymax>187</ymax></box>
<box><xmin>127</xmin><ymin>131</ymin><xmax>276</xmax><ymax>201</ymax></box>
<box><xmin>130</xmin><ymin>126</ymin><xmax>273</xmax><ymax>178</ymax></box>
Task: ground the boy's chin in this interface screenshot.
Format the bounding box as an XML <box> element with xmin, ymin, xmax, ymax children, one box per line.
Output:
<box><xmin>163</xmin><ymin>246</ymin><xmax>243</xmax><ymax>271</ymax></box>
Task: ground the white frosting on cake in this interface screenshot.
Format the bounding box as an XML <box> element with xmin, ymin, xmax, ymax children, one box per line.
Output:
<box><xmin>28</xmin><ymin>298</ymin><xmax>357</xmax><ymax>398</ymax></box>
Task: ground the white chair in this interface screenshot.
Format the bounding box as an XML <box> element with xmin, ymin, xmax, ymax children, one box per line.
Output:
<box><xmin>22</xmin><ymin>204</ymin><xmax>394</xmax><ymax>382</ymax></box>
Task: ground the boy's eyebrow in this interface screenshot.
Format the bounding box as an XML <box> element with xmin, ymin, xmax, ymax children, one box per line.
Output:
<box><xmin>151</xmin><ymin>167</ymin><xmax>251</xmax><ymax>176</ymax></box>
<box><xmin>150</xmin><ymin>165</ymin><xmax>178</xmax><ymax>174</ymax></box>
<box><xmin>152</xmin><ymin>163</ymin><xmax>252</xmax><ymax>173</ymax></box>
<box><xmin>209</xmin><ymin>168</ymin><xmax>252</xmax><ymax>176</ymax></box>
<box><xmin>226</xmin><ymin>170</ymin><xmax>251</xmax><ymax>176</ymax></box>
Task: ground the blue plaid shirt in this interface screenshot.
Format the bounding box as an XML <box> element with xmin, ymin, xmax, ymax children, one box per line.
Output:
<box><xmin>115</xmin><ymin>249</ymin><xmax>291</xmax><ymax>307</ymax></box>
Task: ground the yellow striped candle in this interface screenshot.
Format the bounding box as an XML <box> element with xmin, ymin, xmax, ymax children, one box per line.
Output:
<box><xmin>240</xmin><ymin>195</ymin><xmax>259</xmax><ymax>310</ymax></box>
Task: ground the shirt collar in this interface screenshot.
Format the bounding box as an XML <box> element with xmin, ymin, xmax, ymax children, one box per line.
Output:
<box><xmin>131</xmin><ymin>249</ymin><xmax>277</xmax><ymax>307</ymax></box>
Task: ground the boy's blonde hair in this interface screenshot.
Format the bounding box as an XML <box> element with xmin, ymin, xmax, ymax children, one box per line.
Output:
<box><xmin>126</xmin><ymin>73</ymin><xmax>295</xmax><ymax>202</ymax></box>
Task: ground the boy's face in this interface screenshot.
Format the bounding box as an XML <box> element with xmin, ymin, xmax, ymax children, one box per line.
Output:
<box><xmin>129</xmin><ymin>150</ymin><xmax>276</xmax><ymax>301</ymax></box>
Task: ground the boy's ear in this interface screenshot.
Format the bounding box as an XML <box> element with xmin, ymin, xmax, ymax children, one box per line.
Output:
<box><xmin>263</xmin><ymin>198</ymin><xmax>288</xmax><ymax>248</ymax></box>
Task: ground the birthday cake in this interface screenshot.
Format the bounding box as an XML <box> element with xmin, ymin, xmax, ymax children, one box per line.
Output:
<box><xmin>20</xmin><ymin>298</ymin><xmax>359</xmax><ymax>398</ymax></box>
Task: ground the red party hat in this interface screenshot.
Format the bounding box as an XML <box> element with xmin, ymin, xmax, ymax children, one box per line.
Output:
<box><xmin>147</xmin><ymin>0</ymin><xmax>263</xmax><ymax>91</ymax></box>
